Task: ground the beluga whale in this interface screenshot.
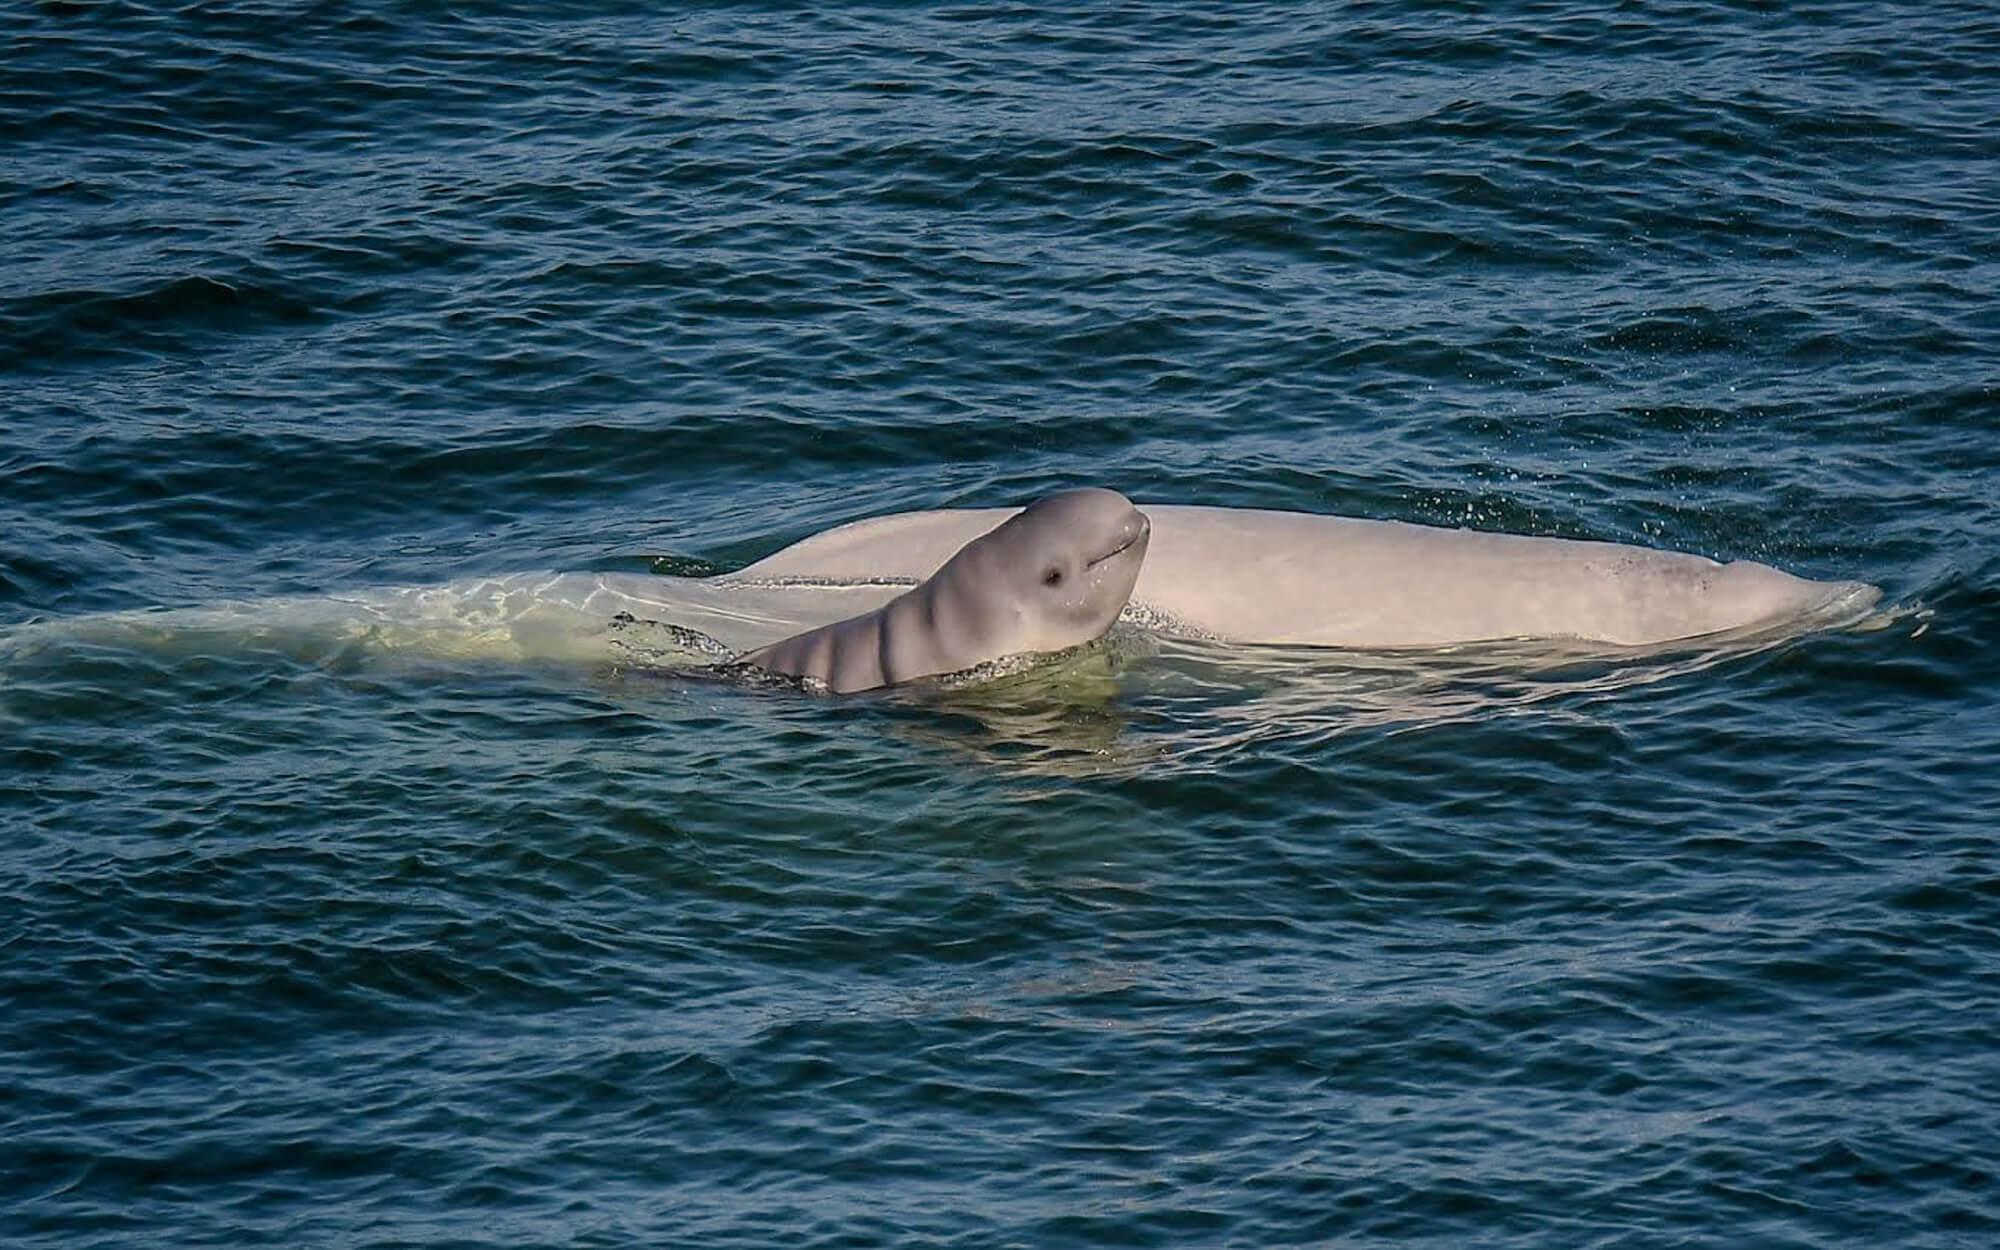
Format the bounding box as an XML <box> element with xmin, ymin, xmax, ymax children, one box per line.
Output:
<box><xmin>724</xmin><ymin>499</ymin><xmax>1880</xmax><ymax>650</ymax></box>
<box><xmin>735</xmin><ymin>487</ymin><xmax>1151</xmax><ymax>693</ymax></box>
<box><xmin>2</xmin><ymin>489</ymin><xmax>1875</xmax><ymax>698</ymax></box>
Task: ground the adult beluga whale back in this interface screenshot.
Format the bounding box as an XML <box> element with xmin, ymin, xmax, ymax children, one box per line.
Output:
<box><xmin>726</xmin><ymin>500</ymin><xmax>1879</xmax><ymax>650</ymax></box>
<box><xmin>736</xmin><ymin>487</ymin><xmax>1151</xmax><ymax>692</ymax></box>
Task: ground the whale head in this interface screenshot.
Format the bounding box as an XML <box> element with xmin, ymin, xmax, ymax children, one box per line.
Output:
<box><xmin>737</xmin><ymin>486</ymin><xmax>1151</xmax><ymax>692</ymax></box>
<box><xmin>945</xmin><ymin>487</ymin><xmax>1151</xmax><ymax>655</ymax></box>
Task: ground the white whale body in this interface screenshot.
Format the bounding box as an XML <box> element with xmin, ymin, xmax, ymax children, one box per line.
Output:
<box><xmin>724</xmin><ymin>503</ymin><xmax>1879</xmax><ymax>649</ymax></box>
<box><xmin>1</xmin><ymin>501</ymin><xmax>1877</xmax><ymax>683</ymax></box>
<box><xmin>0</xmin><ymin>572</ymin><xmax>891</xmax><ymax>669</ymax></box>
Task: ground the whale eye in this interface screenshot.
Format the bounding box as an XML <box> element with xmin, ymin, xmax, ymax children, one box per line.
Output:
<box><xmin>1043</xmin><ymin>567</ymin><xmax>1063</xmax><ymax>587</ymax></box>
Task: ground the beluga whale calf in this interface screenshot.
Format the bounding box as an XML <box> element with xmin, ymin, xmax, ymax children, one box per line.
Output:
<box><xmin>735</xmin><ymin>487</ymin><xmax>1151</xmax><ymax>693</ymax></box>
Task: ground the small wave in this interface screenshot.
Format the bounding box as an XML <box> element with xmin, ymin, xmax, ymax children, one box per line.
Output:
<box><xmin>0</xmin><ymin>272</ymin><xmax>321</xmax><ymax>371</ymax></box>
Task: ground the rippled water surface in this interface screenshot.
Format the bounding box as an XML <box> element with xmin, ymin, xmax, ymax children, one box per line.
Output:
<box><xmin>5</xmin><ymin>3</ymin><xmax>1999</xmax><ymax>1246</ymax></box>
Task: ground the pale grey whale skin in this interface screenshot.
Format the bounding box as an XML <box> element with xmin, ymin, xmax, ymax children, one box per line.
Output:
<box><xmin>728</xmin><ymin>502</ymin><xmax>1880</xmax><ymax>650</ymax></box>
<box><xmin>735</xmin><ymin>488</ymin><xmax>1150</xmax><ymax>693</ymax></box>
<box><xmin>2</xmin><ymin>497</ymin><xmax>1875</xmax><ymax>683</ymax></box>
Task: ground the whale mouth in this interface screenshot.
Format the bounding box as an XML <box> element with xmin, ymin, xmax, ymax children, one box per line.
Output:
<box><xmin>1086</xmin><ymin>514</ymin><xmax>1150</xmax><ymax>568</ymax></box>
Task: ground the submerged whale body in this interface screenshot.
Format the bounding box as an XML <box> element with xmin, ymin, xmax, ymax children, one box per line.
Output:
<box><xmin>0</xmin><ymin>491</ymin><xmax>1156</xmax><ymax>694</ymax></box>
<box><xmin>725</xmin><ymin>502</ymin><xmax>1879</xmax><ymax>649</ymax></box>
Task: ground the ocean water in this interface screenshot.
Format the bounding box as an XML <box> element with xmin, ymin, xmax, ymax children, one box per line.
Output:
<box><xmin>4</xmin><ymin>2</ymin><xmax>1998</xmax><ymax>1246</ymax></box>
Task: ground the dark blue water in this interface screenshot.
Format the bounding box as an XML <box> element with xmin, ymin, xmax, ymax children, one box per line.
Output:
<box><xmin>5</xmin><ymin>3</ymin><xmax>1998</xmax><ymax>1246</ymax></box>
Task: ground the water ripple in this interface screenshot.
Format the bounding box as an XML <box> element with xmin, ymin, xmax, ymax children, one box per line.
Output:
<box><xmin>5</xmin><ymin>1</ymin><xmax>2000</xmax><ymax>1246</ymax></box>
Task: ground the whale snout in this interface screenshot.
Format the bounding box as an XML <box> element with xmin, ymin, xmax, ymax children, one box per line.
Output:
<box><xmin>1017</xmin><ymin>487</ymin><xmax>1150</xmax><ymax>577</ymax></box>
<box><xmin>1090</xmin><ymin>507</ymin><xmax>1151</xmax><ymax>568</ymax></box>
<box><xmin>1699</xmin><ymin>561</ymin><xmax>1883</xmax><ymax>637</ymax></box>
